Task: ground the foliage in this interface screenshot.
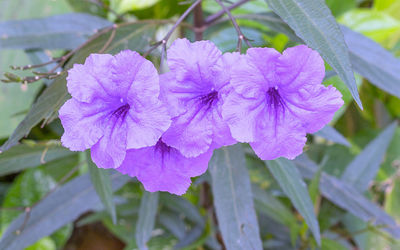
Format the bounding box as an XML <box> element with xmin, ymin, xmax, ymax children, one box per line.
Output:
<box><xmin>0</xmin><ymin>0</ymin><xmax>399</xmax><ymax>249</ymax></box>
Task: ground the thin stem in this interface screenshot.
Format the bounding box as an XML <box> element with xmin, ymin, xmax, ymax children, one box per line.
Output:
<box><xmin>143</xmin><ymin>0</ymin><xmax>203</xmax><ymax>57</ymax></box>
<box><xmin>193</xmin><ymin>2</ymin><xmax>204</xmax><ymax>40</ymax></box>
<box><xmin>214</xmin><ymin>0</ymin><xmax>252</xmax><ymax>52</ymax></box>
<box><xmin>205</xmin><ymin>0</ymin><xmax>250</xmax><ymax>24</ymax></box>
<box><xmin>86</xmin><ymin>0</ymin><xmax>126</xmax><ymax>22</ymax></box>
<box><xmin>15</xmin><ymin>163</ymin><xmax>82</xmax><ymax>234</ymax></box>
<box><xmin>98</xmin><ymin>24</ymin><xmax>118</xmax><ymax>53</ymax></box>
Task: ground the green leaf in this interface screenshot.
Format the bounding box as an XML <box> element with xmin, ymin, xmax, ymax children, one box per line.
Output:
<box><xmin>0</xmin><ymin>172</ymin><xmax>129</xmax><ymax>250</ymax></box>
<box><xmin>252</xmin><ymin>185</ymin><xmax>300</xmax><ymax>244</ymax></box>
<box><xmin>160</xmin><ymin>194</ymin><xmax>204</xmax><ymax>226</ymax></box>
<box><xmin>209</xmin><ymin>145</ymin><xmax>263</xmax><ymax>250</ymax></box>
<box><xmin>0</xmin><ymin>21</ymin><xmax>158</xmax><ymax>152</ymax></box>
<box><xmin>264</xmin><ymin>0</ymin><xmax>362</xmax><ymax>108</ymax></box>
<box><xmin>86</xmin><ymin>151</ymin><xmax>116</xmax><ymax>224</ymax></box>
<box><xmin>341</xmin><ymin>26</ymin><xmax>400</xmax><ymax>99</ymax></box>
<box><xmin>0</xmin><ymin>143</ymin><xmax>75</xmax><ymax>176</ymax></box>
<box><xmin>266</xmin><ymin>158</ymin><xmax>321</xmax><ymax>245</ymax></box>
<box><xmin>136</xmin><ymin>191</ymin><xmax>159</xmax><ymax>250</ymax></box>
<box><xmin>0</xmin><ymin>13</ymin><xmax>111</xmax><ymax>50</ymax></box>
<box><xmin>339</xmin><ymin>9</ymin><xmax>400</xmax><ymax>43</ymax></box>
<box><xmin>295</xmin><ymin>154</ymin><xmax>400</xmax><ymax>238</ymax></box>
<box><xmin>321</xmin><ymin>237</ymin><xmax>348</xmax><ymax>250</ymax></box>
<box><xmin>314</xmin><ymin>125</ymin><xmax>350</xmax><ymax>147</ymax></box>
<box><xmin>341</xmin><ymin>122</ymin><xmax>397</xmax><ymax>191</ymax></box>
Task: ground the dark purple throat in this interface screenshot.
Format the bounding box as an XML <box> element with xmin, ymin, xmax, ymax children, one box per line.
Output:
<box><xmin>266</xmin><ymin>87</ymin><xmax>286</xmax><ymax>118</ymax></box>
<box><xmin>199</xmin><ymin>90</ymin><xmax>218</xmax><ymax>108</ymax></box>
<box><xmin>112</xmin><ymin>104</ymin><xmax>130</xmax><ymax>120</ymax></box>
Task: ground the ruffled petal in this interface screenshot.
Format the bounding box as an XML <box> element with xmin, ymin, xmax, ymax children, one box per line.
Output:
<box><xmin>59</xmin><ymin>98</ymin><xmax>110</xmax><ymax>151</ymax></box>
<box><xmin>167</xmin><ymin>38</ymin><xmax>221</xmax><ymax>90</ymax></box>
<box><xmin>230</xmin><ymin>48</ymin><xmax>280</xmax><ymax>99</ymax></box>
<box><xmin>90</xmin><ymin>117</ymin><xmax>127</xmax><ymax>169</ymax></box>
<box><xmin>222</xmin><ymin>90</ymin><xmax>265</xmax><ymax>142</ymax></box>
<box><xmin>117</xmin><ymin>141</ymin><xmax>213</xmax><ymax>195</ymax></box>
<box><xmin>125</xmin><ymin>100</ymin><xmax>171</xmax><ymax>149</ymax></box>
<box><xmin>276</xmin><ymin>45</ymin><xmax>343</xmax><ymax>133</ymax></box>
<box><xmin>212</xmin><ymin>52</ymin><xmax>241</xmax><ymax>93</ymax></box>
<box><xmin>107</xmin><ymin>50</ymin><xmax>158</xmax><ymax>101</ymax></box>
<box><xmin>283</xmin><ymin>85</ymin><xmax>344</xmax><ymax>133</ymax></box>
<box><xmin>211</xmin><ymin>100</ymin><xmax>236</xmax><ymax>147</ymax></box>
<box><xmin>276</xmin><ymin>45</ymin><xmax>325</xmax><ymax>91</ymax></box>
<box><xmin>159</xmin><ymin>72</ymin><xmax>194</xmax><ymax>117</ymax></box>
<box><xmin>250</xmin><ymin>112</ymin><xmax>307</xmax><ymax>160</ymax></box>
<box><xmin>162</xmin><ymin>103</ymin><xmax>213</xmax><ymax>157</ymax></box>
<box><xmin>66</xmin><ymin>54</ymin><xmax>113</xmax><ymax>103</ymax></box>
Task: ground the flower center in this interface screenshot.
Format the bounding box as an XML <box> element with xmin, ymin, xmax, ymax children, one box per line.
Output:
<box><xmin>199</xmin><ymin>90</ymin><xmax>218</xmax><ymax>108</ymax></box>
<box><xmin>266</xmin><ymin>87</ymin><xmax>286</xmax><ymax>118</ymax></box>
<box><xmin>112</xmin><ymin>103</ymin><xmax>130</xmax><ymax>120</ymax></box>
<box><xmin>155</xmin><ymin>139</ymin><xmax>171</xmax><ymax>154</ymax></box>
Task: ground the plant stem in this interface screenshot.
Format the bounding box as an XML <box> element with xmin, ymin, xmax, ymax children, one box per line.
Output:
<box><xmin>205</xmin><ymin>0</ymin><xmax>250</xmax><ymax>24</ymax></box>
<box><xmin>214</xmin><ymin>0</ymin><xmax>252</xmax><ymax>51</ymax></box>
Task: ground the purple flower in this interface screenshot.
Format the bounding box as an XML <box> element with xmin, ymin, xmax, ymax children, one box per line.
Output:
<box><xmin>159</xmin><ymin>38</ymin><xmax>237</xmax><ymax>157</ymax></box>
<box><xmin>59</xmin><ymin>50</ymin><xmax>171</xmax><ymax>169</ymax></box>
<box><xmin>117</xmin><ymin>138</ymin><xmax>213</xmax><ymax>195</ymax></box>
<box><xmin>222</xmin><ymin>45</ymin><xmax>344</xmax><ymax>160</ymax></box>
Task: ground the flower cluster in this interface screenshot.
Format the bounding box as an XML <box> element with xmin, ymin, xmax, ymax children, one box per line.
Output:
<box><xmin>59</xmin><ymin>39</ymin><xmax>343</xmax><ymax>195</ymax></box>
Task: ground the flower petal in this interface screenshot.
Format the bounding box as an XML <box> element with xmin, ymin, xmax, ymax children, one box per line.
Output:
<box><xmin>162</xmin><ymin>104</ymin><xmax>213</xmax><ymax>157</ymax></box>
<box><xmin>283</xmin><ymin>85</ymin><xmax>344</xmax><ymax>133</ymax></box>
<box><xmin>250</xmin><ymin>112</ymin><xmax>307</xmax><ymax>160</ymax></box>
<box><xmin>117</xmin><ymin>142</ymin><xmax>213</xmax><ymax>195</ymax></box>
<box><xmin>277</xmin><ymin>45</ymin><xmax>325</xmax><ymax>91</ymax></box>
<box><xmin>222</xmin><ymin>90</ymin><xmax>265</xmax><ymax>142</ymax></box>
<box><xmin>112</xmin><ymin>50</ymin><xmax>160</xmax><ymax>105</ymax></box>
<box><xmin>90</xmin><ymin>117</ymin><xmax>127</xmax><ymax>169</ymax></box>
<box><xmin>167</xmin><ymin>38</ymin><xmax>221</xmax><ymax>89</ymax></box>
<box><xmin>230</xmin><ymin>48</ymin><xmax>280</xmax><ymax>99</ymax></box>
<box><xmin>59</xmin><ymin>98</ymin><xmax>109</xmax><ymax>151</ymax></box>
<box><xmin>159</xmin><ymin>72</ymin><xmax>194</xmax><ymax>117</ymax></box>
<box><xmin>125</xmin><ymin>100</ymin><xmax>171</xmax><ymax>149</ymax></box>
<box><xmin>66</xmin><ymin>54</ymin><xmax>114</xmax><ymax>103</ymax></box>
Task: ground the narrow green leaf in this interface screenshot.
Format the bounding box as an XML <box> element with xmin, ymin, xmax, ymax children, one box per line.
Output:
<box><xmin>136</xmin><ymin>191</ymin><xmax>159</xmax><ymax>250</ymax></box>
<box><xmin>295</xmin><ymin>154</ymin><xmax>400</xmax><ymax>238</ymax></box>
<box><xmin>0</xmin><ymin>144</ymin><xmax>75</xmax><ymax>176</ymax></box>
<box><xmin>315</xmin><ymin>125</ymin><xmax>350</xmax><ymax>147</ymax></box>
<box><xmin>209</xmin><ymin>145</ymin><xmax>263</xmax><ymax>250</ymax></box>
<box><xmin>160</xmin><ymin>194</ymin><xmax>204</xmax><ymax>226</ymax></box>
<box><xmin>0</xmin><ymin>172</ymin><xmax>129</xmax><ymax>250</ymax></box>
<box><xmin>341</xmin><ymin>122</ymin><xmax>397</xmax><ymax>191</ymax></box>
<box><xmin>265</xmin><ymin>0</ymin><xmax>362</xmax><ymax>108</ymax></box>
<box><xmin>341</xmin><ymin>26</ymin><xmax>400</xmax><ymax>99</ymax></box>
<box><xmin>0</xmin><ymin>13</ymin><xmax>111</xmax><ymax>49</ymax></box>
<box><xmin>86</xmin><ymin>151</ymin><xmax>116</xmax><ymax>224</ymax></box>
<box><xmin>308</xmin><ymin>168</ymin><xmax>322</xmax><ymax>204</ymax></box>
<box><xmin>266</xmin><ymin>158</ymin><xmax>321</xmax><ymax>245</ymax></box>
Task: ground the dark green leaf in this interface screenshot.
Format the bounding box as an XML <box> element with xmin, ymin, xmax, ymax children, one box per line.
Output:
<box><xmin>87</xmin><ymin>151</ymin><xmax>116</xmax><ymax>224</ymax></box>
<box><xmin>266</xmin><ymin>158</ymin><xmax>321</xmax><ymax>245</ymax></box>
<box><xmin>314</xmin><ymin>125</ymin><xmax>350</xmax><ymax>147</ymax></box>
<box><xmin>160</xmin><ymin>194</ymin><xmax>204</xmax><ymax>226</ymax></box>
<box><xmin>0</xmin><ymin>144</ymin><xmax>75</xmax><ymax>176</ymax></box>
<box><xmin>0</xmin><ymin>13</ymin><xmax>111</xmax><ymax>49</ymax></box>
<box><xmin>295</xmin><ymin>155</ymin><xmax>400</xmax><ymax>238</ymax></box>
<box><xmin>341</xmin><ymin>26</ymin><xmax>400</xmax><ymax>99</ymax></box>
<box><xmin>0</xmin><ymin>172</ymin><xmax>129</xmax><ymax>250</ymax></box>
<box><xmin>209</xmin><ymin>145</ymin><xmax>263</xmax><ymax>250</ymax></box>
<box><xmin>136</xmin><ymin>191</ymin><xmax>159</xmax><ymax>250</ymax></box>
<box><xmin>264</xmin><ymin>0</ymin><xmax>362</xmax><ymax>108</ymax></box>
<box><xmin>341</xmin><ymin>122</ymin><xmax>397</xmax><ymax>191</ymax></box>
